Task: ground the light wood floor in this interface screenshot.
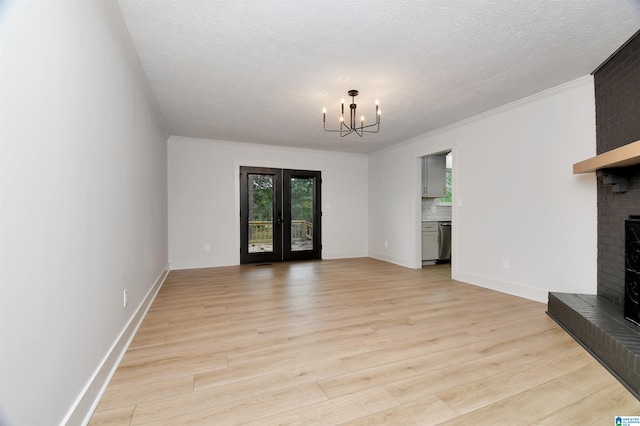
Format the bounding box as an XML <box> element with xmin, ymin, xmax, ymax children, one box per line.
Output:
<box><xmin>89</xmin><ymin>258</ymin><xmax>640</xmax><ymax>425</ymax></box>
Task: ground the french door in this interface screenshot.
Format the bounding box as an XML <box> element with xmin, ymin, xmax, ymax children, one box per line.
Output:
<box><xmin>240</xmin><ymin>167</ymin><xmax>321</xmax><ymax>264</ymax></box>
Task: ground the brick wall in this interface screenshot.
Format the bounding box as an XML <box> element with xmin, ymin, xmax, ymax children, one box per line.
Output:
<box><xmin>595</xmin><ymin>32</ymin><xmax>640</xmax><ymax>154</ymax></box>
<box><xmin>595</xmin><ymin>30</ymin><xmax>640</xmax><ymax>305</ymax></box>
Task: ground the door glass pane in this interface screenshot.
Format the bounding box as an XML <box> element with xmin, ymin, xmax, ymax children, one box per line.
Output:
<box><xmin>248</xmin><ymin>174</ymin><xmax>274</xmax><ymax>253</ymax></box>
<box><xmin>290</xmin><ymin>177</ymin><xmax>314</xmax><ymax>252</ymax></box>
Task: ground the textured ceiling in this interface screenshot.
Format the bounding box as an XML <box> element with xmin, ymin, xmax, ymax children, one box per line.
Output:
<box><xmin>117</xmin><ymin>0</ymin><xmax>640</xmax><ymax>154</ymax></box>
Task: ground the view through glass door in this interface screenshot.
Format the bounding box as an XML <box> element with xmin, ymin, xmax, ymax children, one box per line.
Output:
<box><xmin>240</xmin><ymin>167</ymin><xmax>321</xmax><ymax>264</ymax></box>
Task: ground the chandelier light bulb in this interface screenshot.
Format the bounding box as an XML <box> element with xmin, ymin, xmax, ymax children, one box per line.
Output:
<box><xmin>322</xmin><ymin>107</ymin><xmax>326</xmax><ymax>114</ymax></box>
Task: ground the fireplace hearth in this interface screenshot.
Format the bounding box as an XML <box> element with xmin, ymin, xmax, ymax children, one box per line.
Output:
<box><xmin>547</xmin><ymin>293</ymin><xmax>640</xmax><ymax>399</ymax></box>
<box><xmin>549</xmin><ymin>216</ymin><xmax>640</xmax><ymax>398</ymax></box>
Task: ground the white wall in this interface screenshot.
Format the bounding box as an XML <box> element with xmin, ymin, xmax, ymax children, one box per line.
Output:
<box><xmin>369</xmin><ymin>77</ymin><xmax>597</xmax><ymax>302</ymax></box>
<box><xmin>168</xmin><ymin>136</ymin><xmax>368</xmax><ymax>269</ymax></box>
<box><xmin>1</xmin><ymin>1</ymin><xmax>168</xmax><ymax>424</ymax></box>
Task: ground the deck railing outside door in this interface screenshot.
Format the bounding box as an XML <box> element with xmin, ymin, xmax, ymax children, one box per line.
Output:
<box><xmin>249</xmin><ymin>220</ymin><xmax>312</xmax><ymax>244</ymax></box>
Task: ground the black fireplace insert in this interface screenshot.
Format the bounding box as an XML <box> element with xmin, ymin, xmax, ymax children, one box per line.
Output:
<box><xmin>624</xmin><ymin>216</ymin><xmax>640</xmax><ymax>325</ymax></box>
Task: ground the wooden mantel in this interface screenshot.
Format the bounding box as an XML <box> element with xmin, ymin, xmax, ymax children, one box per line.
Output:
<box><xmin>573</xmin><ymin>140</ymin><xmax>640</xmax><ymax>174</ymax></box>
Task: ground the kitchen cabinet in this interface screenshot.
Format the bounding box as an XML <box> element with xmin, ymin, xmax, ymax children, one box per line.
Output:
<box><xmin>422</xmin><ymin>222</ymin><xmax>438</xmax><ymax>261</ymax></box>
<box><xmin>422</xmin><ymin>155</ymin><xmax>446</xmax><ymax>198</ymax></box>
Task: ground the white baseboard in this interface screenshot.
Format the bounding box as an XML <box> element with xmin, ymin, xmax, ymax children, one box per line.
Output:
<box><xmin>368</xmin><ymin>256</ymin><xmax>548</xmax><ymax>303</ymax></box>
<box><xmin>453</xmin><ymin>270</ymin><xmax>548</xmax><ymax>303</ymax></box>
<box><xmin>169</xmin><ymin>256</ymin><xmax>237</xmax><ymax>270</ymax></box>
<box><xmin>368</xmin><ymin>251</ymin><xmax>416</xmax><ymax>269</ymax></box>
<box><xmin>322</xmin><ymin>250</ymin><xmax>368</xmax><ymax>260</ymax></box>
<box><xmin>62</xmin><ymin>264</ymin><xmax>170</xmax><ymax>426</ymax></box>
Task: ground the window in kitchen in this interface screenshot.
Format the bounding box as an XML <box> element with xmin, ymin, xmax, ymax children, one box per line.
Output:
<box><xmin>439</xmin><ymin>168</ymin><xmax>452</xmax><ymax>204</ymax></box>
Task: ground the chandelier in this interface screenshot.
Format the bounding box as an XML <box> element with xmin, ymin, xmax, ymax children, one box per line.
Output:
<box><xmin>323</xmin><ymin>90</ymin><xmax>381</xmax><ymax>137</ymax></box>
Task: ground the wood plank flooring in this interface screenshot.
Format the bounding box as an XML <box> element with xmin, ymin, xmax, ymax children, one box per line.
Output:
<box><xmin>89</xmin><ymin>258</ymin><xmax>640</xmax><ymax>425</ymax></box>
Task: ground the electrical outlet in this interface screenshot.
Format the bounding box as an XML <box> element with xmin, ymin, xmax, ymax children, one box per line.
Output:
<box><xmin>384</xmin><ymin>240</ymin><xmax>389</xmax><ymax>248</ymax></box>
<box><xmin>123</xmin><ymin>289</ymin><xmax>128</xmax><ymax>307</ymax></box>
<box><xmin>204</xmin><ymin>244</ymin><xmax>210</xmax><ymax>252</ymax></box>
<box><xmin>502</xmin><ymin>258</ymin><xmax>510</xmax><ymax>269</ymax></box>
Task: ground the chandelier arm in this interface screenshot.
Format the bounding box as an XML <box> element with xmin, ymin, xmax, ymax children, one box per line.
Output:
<box><xmin>358</xmin><ymin>116</ymin><xmax>380</xmax><ymax>133</ymax></box>
<box><xmin>359</xmin><ymin>121</ymin><xmax>380</xmax><ymax>130</ymax></box>
<box><xmin>324</xmin><ymin>120</ymin><xmax>355</xmax><ymax>132</ymax></box>
<box><xmin>324</xmin><ymin>122</ymin><xmax>377</xmax><ymax>134</ymax></box>
<box><xmin>330</xmin><ymin>122</ymin><xmax>357</xmax><ymax>137</ymax></box>
<box><xmin>323</xmin><ymin>128</ymin><xmax>354</xmax><ymax>133</ymax></box>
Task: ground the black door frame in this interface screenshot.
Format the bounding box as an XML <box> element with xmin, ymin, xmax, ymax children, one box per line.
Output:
<box><xmin>283</xmin><ymin>169</ymin><xmax>322</xmax><ymax>261</ymax></box>
<box><xmin>240</xmin><ymin>166</ymin><xmax>283</xmax><ymax>264</ymax></box>
<box><xmin>240</xmin><ymin>166</ymin><xmax>321</xmax><ymax>264</ymax></box>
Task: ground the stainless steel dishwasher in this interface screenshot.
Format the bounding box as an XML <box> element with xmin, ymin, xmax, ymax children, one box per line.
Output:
<box><xmin>436</xmin><ymin>221</ymin><xmax>451</xmax><ymax>264</ymax></box>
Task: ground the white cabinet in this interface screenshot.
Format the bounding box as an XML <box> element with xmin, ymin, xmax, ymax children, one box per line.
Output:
<box><xmin>422</xmin><ymin>222</ymin><xmax>438</xmax><ymax>261</ymax></box>
<box><xmin>422</xmin><ymin>155</ymin><xmax>446</xmax><ymax>198</ymax></box>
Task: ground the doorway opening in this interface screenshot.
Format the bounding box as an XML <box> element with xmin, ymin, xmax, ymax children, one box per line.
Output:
<box><xmin>240</xmin><ymin>167</ymin><xmax>322</xmax><ymax>264</ymax></box>
<box><xmin>421</xmin><ymin>151</ymin><xmax>453</xmax><ymax>270</ymax></box>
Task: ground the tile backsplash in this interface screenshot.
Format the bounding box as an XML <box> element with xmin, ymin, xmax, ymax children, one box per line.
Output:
<box><xmin>422</xmin><ymin>198</ymin><xmax>452</xmax><ymax>221</ymax></box>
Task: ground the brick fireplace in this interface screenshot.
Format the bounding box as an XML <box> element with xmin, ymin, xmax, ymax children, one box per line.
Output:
<box><xmin>548</xmin><ymin>30</ymin><xmax>640</xmax><ymax>398</ymax></box>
